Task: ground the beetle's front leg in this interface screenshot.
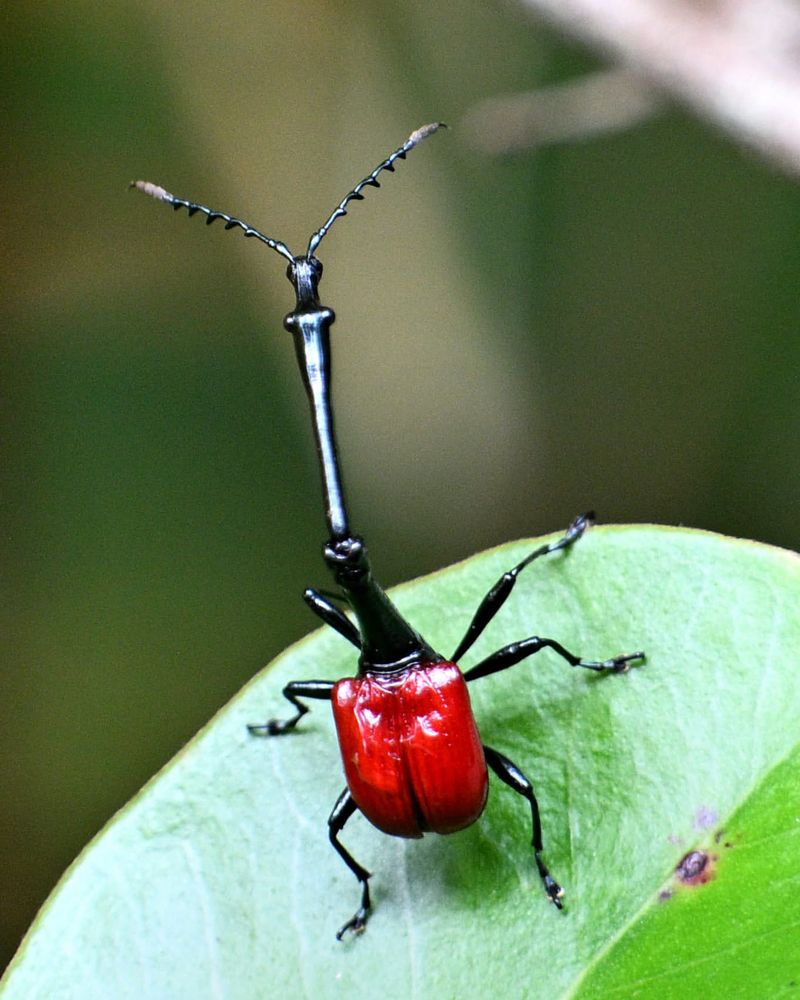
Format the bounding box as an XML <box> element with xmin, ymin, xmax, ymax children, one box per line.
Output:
<box><xmin>303</xmin><ymin>587</ymin><xmax>361</xmax><ymax>648</ymax></box>
<box><xmin>247</xmin><ymin>680</ymin><xmax>334</xmax><ymax>736</ymax></box>
<box><xmin>451</xmin><ymin>512</ymin><xmax>593</xmax><ymax>662</ymax></box>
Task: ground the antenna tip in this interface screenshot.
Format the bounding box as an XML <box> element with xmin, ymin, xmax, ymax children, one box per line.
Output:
<box><xmin>407</xmin><ymin>122</ymin><xmax>448</xmax><ymax>147</ymax></box>
<box><xmin>130</xmin><ymin>180</ymin><xmax>173</xmax><ymax>202</ymax></box>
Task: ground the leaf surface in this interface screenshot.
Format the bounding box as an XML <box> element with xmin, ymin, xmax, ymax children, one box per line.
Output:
<box><xmin>3</xmin><ymin>526</ymin><xmax>799</xmax><ymax>999</ymax></box>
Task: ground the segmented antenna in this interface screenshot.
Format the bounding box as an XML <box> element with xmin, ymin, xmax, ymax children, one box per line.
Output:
<box><xmin>132</xmin><ymin>123</ymin><xmax>445</xmax><ymax>265</ymax></box>
<box><xmin>305</xmin><ymin>122</ymin><xmax>446</xmax><ymax>257</ymax></box>
<box><xmin>130</xmin><ymin>180</ymin><xmax>295</xmax><ymax>264</ymax></box>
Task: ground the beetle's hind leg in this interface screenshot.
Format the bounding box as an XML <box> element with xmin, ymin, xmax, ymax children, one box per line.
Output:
<box><xmin>247</xmin><ymin>680</ymin><xmax>334</xmax><ymax>736</ymax></box>
<box><xmin>329</xmin><ymin>788</ymin><xmax>372</xmax><ymax>940</ymax></box>
<box><xmin>483</xmin><ymin>745</ymin><xmax>564</xmax><ymax>908</ymax></box>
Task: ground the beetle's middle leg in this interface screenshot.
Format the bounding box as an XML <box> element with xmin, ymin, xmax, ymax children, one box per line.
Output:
<box><xmin>463</xmin><ymin>637</ymin><xmax>643</xmax><ymax>683</ymax></box>
<box><xmin>247</xmin><ymin>680</ymin><xmax>334</xmax><ymax>736</ymax></box>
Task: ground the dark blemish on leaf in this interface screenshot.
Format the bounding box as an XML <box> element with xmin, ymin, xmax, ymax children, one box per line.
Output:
<box><xmin>677</xmin><ymin>850</ymin><xmax>707</xmax><ymax>879</ymax></box>
<box><xmin>658</xmin><ymin>889</ymin><xmax>673</xmax><ymax>902</ymax></box>
<box><xmin>676</xmin><ymin>849</ymin><xmax>716</xmax><ymax>886</ymax></box>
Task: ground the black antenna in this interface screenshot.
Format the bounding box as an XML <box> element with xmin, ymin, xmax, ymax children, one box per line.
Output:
<box><xmin>130</xmin><ymin>181</ymin><xmax>295</xmax><ymax>264</ymax></box>
<box><xmin>306</xmin><ymin>122</ymin><xmax>446</xmax><ymax>257</ymax></box>
<box><xmin>131</xmin><ymin>122</ymin><xmax>445</xmax><ymax>268</ymax></box>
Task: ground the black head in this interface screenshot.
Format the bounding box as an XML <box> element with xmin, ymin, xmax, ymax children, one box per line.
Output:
<box><xmin>286</xmin><ymin>255</ymin><xmax>324</xmax><ymax>313</ymax></box>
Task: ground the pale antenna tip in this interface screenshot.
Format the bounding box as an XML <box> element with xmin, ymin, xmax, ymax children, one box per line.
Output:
<box><xmin>407</xmin><ymin>122</ymin><xmax>448</xmax><ymax>147</ymax></box>
<box><xmin>130</xmin><ymin>180</ymin><xmax>172</xmax><ymax>202</ymax></box>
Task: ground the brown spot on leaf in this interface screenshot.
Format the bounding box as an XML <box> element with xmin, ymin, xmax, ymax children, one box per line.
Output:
<box><xmin>676</xmin><ymin>849</ymin><xmax>716</xmax><ymax>885</ymax></box>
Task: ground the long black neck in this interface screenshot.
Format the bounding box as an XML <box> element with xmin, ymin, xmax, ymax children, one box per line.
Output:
<box><xmin>285</xmin><ymin>305</ymin><xmax>348</xmax><ymax>539</ymax></box>
<box><xmin>323</xmin><ymin>535</ymin><xmax>435</xmax><ymax>670</ymax></box>
<box><xmin>284</xmin><ymin>257</ymin><xmax>349</xmax><ymax>540</ymax></box>
<box><xmin>285</xmin><ymin>256</ymin><xmax>435</xmax><ymax>671</ymax></box>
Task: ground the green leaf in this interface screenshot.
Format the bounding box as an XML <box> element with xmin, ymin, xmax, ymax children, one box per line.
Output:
<box><xmin>3</xmin><ymin>526</ymin><xmax>799</xmax><ymax>999</ymax></box>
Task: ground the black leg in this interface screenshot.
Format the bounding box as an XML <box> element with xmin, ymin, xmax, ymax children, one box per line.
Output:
<box><xmin>329</xmin><ymin>788</ymin><xmax>372</xmax><ymax>940</ymax></box>
<box><xmin>311</xmin><ymin>586</ymin><xmax>353</xmax><ymax>607</ymax></box>
<box><xmin>483</xmin><ymin>745</ymin><xmax>563</xmax><ymax>908</ymax></box>
<box><xmin>464</xmin><ymin>637</ymin><xmax>644</xmax><ymax>683</ymax></box>
<box><xmin>303</xmin><ymin>587</ymin><xmax>361</xmax><ymax>649</ymax></box>
<box><xmin>451</xmin><ymin>512</ymin><xmax>593</xmax><ymax>662</ymax></box>
<box><xmin>247</xmin><ymin>680</ymin><xmax>334</xmax><ymax>736</ymax></box>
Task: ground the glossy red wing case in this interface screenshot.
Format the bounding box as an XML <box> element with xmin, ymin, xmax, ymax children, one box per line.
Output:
<box><xmin>332</xmin><ymin>661</ymin><xmax>488</xmax><ymax>838</ymax></box>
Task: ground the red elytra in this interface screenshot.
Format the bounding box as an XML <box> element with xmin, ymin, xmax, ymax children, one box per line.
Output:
<box><xmin>332</xmin><ymin>661</ymin><xmax>489</xmax><ymax>838</ymax></box>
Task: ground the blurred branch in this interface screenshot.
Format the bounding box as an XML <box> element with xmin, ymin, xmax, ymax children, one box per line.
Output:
<box><xmin>465</xmin><ymin>69</ymin><xmax>661</xmax><ymax>154</ymax></box>
<box><xmin>475</xmin><ymin>0</ymin><xmax>800</xmax><ymax>173</ymax></box>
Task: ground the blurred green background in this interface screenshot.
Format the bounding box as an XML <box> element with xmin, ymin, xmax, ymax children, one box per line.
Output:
<box><xmin>3</xmin><ymin>0</ymin><xmax>799</xmax><ymax>971</ymax></box>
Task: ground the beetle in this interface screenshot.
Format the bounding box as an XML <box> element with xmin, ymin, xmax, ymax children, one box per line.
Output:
<box><xmin>133</xmin><ymin>124</ymin><xmax>644</xmax><ymax>939</ymax></box>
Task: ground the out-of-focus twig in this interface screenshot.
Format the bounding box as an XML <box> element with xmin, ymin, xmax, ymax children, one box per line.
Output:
<box><xmin>474</xmin><ymin>0</ymin><xmax>800</xmax><ymax>174</ymax></box>
<box><xmin>465</xmin><ymin>69</ymin><xmax>661</xmax><ymax>154</ymax></box>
